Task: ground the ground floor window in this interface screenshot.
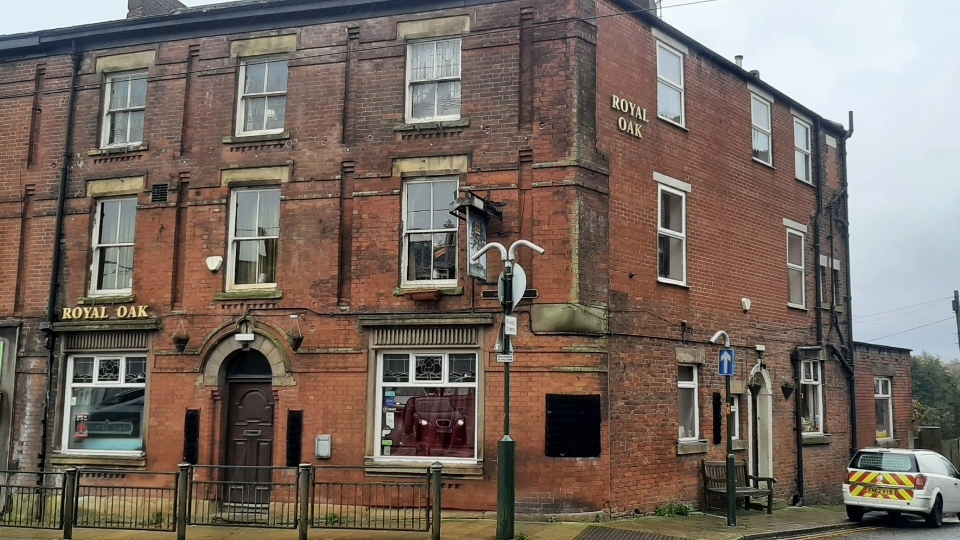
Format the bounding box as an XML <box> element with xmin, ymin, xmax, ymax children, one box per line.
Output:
<box><xmin>875</xmin><ymin>377</ymin><xmax>893</xmax><ymax>440</ymax></box>
<box><xmin>800</xmin><ymin>360</ymin><xmax>823</xmax><ymax>434</ymax></box>
<box><xmin>377</xmin><ymin>351</ymin><xmax>477</xmax><ymax>460</ymax></box>
<box><xmin>63</xmin><ymin>355</ymin><xmax>146</xmax><ymax>453</ymax></box>
<box><xmin>731</xmin><ymin>394</ymin><xmax>741</xmax><ymax>440</ymax></box>
<box><xmin>678</xmin><ymin>364</ymin><xmax>699</xmax><ymax>441</ymax></box>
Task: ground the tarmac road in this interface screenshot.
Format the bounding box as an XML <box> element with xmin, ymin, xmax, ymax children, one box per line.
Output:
<box><xmin>790</xmin><ymin>512</ymin><xmax>960</xmax><ymax>540</ymax></box>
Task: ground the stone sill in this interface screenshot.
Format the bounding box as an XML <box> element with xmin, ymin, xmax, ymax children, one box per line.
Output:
<box><xmin>732</xmin><ymin>440</ymin><xmax>749</xmax><ymax>451</ymax></box>
<box><xmin>214</xmin><ymin>289</ymin><xmax>284</xmax><ymax>301</ymax></box>
<box><xmin>875</xmin><ymin>438</ymin><xmax>900</xmax><ymax>448</ymax></box>
<box><xmin>222</xmin><ymin>131</ymin><xmax>291</xmax><ymax>144</ymax></box>
<box><xmin>394</xmin><ymin>118</ymin><xmax>470</xmax><ymax>132</ymax></box>
<box><xmin>677</xmin><ymin>440</ymin><xmax>708</xmax><ymax>455</ymax></box>
<box><xmin>78</xmin><ymin>295</ymin><xmax>135</xmax><ymax>306</ymax></box>
<box><xmin>801</xmin><ymin>433</ymin><xmax>833</xmax><ymax>446</ymax></box>
<box><xmin>88</xmin><ymin>143</ymin><xmax>148</xmax><ymax>156</ymax></box>
<box><xmin>393</xmin><ymin>286</ymin><xmax>463</xmax><ymax>298</ymax></box>
<box><xmin>51</xmin><ymin>319</ymin><xmax>161</xmax><ymax>332</ymax></box>
<box><xmin>50</xmin><ymin>453</ymin><xmax>146</xmax><ymax>468</ymax></box>
<box><xmin>359</xmin><ymin>313</ymin><xmax>495</xmax><ymax>327</ymax></box>
<box><xmin>364</xmin><ymin>460</ymin><xmax>483</xmax><ymax>478</ymax></box>
<box><xmin>818</xmin><ymin>303</ymin><xmax>846</xmax><ymax>313</ymax></box>
<box><xmin>752</xmin><ymin>156</ymin><xmax>776</xmax><ymax>170</ymax></box>
<box><xmin>657</xmin><ymin>115</ymin><xmax>689</xmax><ymax>132</ymax></box>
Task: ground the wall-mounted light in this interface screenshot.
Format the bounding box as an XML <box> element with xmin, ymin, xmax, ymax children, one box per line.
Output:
<box><xmin>235</xmin><ymin>316</ymin><xmax>255</xmax><ymax>350</ymax></box>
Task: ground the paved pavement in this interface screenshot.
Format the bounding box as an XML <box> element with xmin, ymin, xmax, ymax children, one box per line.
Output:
<box><xmin>0</xmin><ymin>505</ymin><xmax>857</xmax><ymax>540</ymax></box>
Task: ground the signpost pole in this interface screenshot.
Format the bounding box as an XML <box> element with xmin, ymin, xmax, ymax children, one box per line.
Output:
<box><xmin>497</xmin><ymin>264</ymin><xmax>515</xmax><ymax>540</ymax></box>
<box><xmin>726</xmin><ymin>370</ymin><xmax>736</xmax><ymax>527</ymax></box>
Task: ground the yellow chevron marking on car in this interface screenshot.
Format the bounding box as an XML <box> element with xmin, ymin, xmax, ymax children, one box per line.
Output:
<box><xmin>849</xmin><ymin>484</ymin><xmax>914</xmax><ymax>501</ymax></box>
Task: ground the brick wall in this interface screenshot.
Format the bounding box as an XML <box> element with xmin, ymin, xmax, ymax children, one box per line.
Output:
<box><xmin>854</xmin><ymin>344</ymin><xmax>914</xmax><ymax>450</ymax></box>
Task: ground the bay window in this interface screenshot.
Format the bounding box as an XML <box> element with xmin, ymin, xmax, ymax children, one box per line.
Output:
<box><xmin>63</xmin><ymin>355</ymin><xmax>146</xmax><ymax>453</ymax></box>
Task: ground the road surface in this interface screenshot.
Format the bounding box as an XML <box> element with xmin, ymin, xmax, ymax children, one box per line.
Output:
<box><xmin>793</xmin><ymin>512</ymin><xmax>960</xmax><ymax>540</ymax></box>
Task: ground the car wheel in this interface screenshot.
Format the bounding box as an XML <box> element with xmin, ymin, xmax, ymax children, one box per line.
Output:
<box><xmin>924</xmin><ymin>496</ymin><xmax>943</xmax><ymax>528</ymax></box>
<box><xmin>845</xmin><ymin>505</ymin><xmax>865</xmax><ymax>522</ymax></box>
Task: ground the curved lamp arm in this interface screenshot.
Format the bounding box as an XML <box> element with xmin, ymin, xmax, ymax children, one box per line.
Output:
<box><xmin>710</xmin><ymin>330</ymin><xmax>731</xmax><ymax>348</ymax></box>
<box><xmin>471</xmin><ymin>242</ymin><xmax>508</xmax><ymax>263</ymax></box>
<box><xmin>507</xmin><ymin>240</ymin><xmax>545</xmax><ymax>261</ymax></box>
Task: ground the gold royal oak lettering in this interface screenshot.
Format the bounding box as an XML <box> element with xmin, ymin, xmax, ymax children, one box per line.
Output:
<box><xmin>611</xmin><ymin>94</ymin><xmax>649</xmax><ymax>139</ymax></box>
<box><xmin>61</xmin><ymin>305</ymin><xmax>150</xmax><ymax>320</ymax></box>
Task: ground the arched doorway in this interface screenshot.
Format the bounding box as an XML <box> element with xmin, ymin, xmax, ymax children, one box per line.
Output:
<box><xmin>223</xmin><ymin>350</ymin><xmax>275</xmax><ymax>504</ymax></box>
<box><xmin>748</xmin><ymin>367</ymin><xmax>774</xmax><ymax>480</ymax></box>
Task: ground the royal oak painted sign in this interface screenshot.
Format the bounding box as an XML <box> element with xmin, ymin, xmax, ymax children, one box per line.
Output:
<box><xmin>61</xmin><ymin>305</ymin><xmax>151</xmax><ymax>321</ymax></box>
<box><xmin>611</xmin><ymin>95</ymin><xmax>649</xmax><ymax>139</ymax></box>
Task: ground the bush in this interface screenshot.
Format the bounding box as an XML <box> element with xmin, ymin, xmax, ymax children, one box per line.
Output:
<box><xmin>654</xmin><ymin>502</ymin><xmax>693</xmax><ymax>517</ymax></box>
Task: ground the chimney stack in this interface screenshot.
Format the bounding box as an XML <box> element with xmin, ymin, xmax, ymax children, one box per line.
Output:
<box><xmin>127</xmin><ymin>0</ymin><xmax>186</xmax><ymax>19</ymax></box>
<box><xmin>735</xmin><ymin>55</ymin><xmax>743</xmax><ymax>68</ymax></box>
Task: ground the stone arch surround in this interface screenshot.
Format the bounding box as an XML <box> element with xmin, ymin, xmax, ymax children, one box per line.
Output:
<box><xmin>201</xmin><ymin>331</ymin><xmax>295</xmax><ymax>387</ymax></box>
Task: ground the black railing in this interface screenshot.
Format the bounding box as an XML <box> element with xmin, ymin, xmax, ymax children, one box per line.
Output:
<box><xmin>74</xmin><ymin>470</ymin><xmax>178</xmax><ymax>531</ymax></box>
<box><xmin>310</xmin><ymin>465</ymin><xmax>434</xmax><ymax>532</ymax></box>
<box><xmin>0</xmin><ymin>471</ymin><xmax>64</xmax><ymax>529</ymax></box>
<box><xmin>188</xmin><ymin>465</ymin><xmax>299</xmax><ymax>529</ymax></box>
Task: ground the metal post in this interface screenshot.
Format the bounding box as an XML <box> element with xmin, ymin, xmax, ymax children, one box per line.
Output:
<box><xmin>298</xmin><ymin>464</ymin><xmax>311</xmax><ymax>540</ymax></box>
<box><xmin>62</xmin><ymin>468</ymin><xmax>77</xmax><ymax>540</ymax></box>
<box><xmin>953</xmin><ymin>291</ymin><xmax>960</xmax><ymax>359</ymax></box>
<box><xmin>497</xmin><ymin>265</ymin><xmax>515</xmax><ymax>540</ymax></box>
<box><xmin>431</xmin><ymin>462</ymin><xmax>443</xmax><ymax>540</ymax></box>
<box><xmin>176</xmin><ymin>463</ymin><xmax>189</xmax><ymax>540</ymax></box>
<box><xmin>725</xmin><ymin>375</ymin><xmax>737</xmax><ymax>527</ymax></box>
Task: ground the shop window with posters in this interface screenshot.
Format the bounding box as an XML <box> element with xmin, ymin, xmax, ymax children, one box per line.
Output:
<box><xmin>63</xmin><ymin>355</ymin><xmax>146</xmax><ymax>453</ymax></box>
<box><xmin>376</xmin><ymin>352</ymin><xmax>477</xmax><ymax>461</ymax></box>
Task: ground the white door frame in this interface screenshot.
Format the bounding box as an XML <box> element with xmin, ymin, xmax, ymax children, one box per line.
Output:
<box><xmin>747</xmin><ymin>366</ymin><xmax>774</xmax><ymax>480</ymax></box>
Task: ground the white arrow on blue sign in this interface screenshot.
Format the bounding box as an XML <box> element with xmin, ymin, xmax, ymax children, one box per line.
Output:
<box><xmin>719</xmin><ymin>348</ymin><xmax>735</xmax><ymax>377</ymax></box>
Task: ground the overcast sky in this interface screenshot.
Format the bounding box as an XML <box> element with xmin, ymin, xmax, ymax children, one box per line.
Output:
<box><xmin>3</xmin><ymin>0</ymin><xmax>958</xmax><ymax>361</ymax></box>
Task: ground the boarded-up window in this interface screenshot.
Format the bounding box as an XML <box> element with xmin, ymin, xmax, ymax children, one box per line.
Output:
<box><xmin>286</xmin><ymin>410</ymin><xmax>303</xmax><ymax>467</ymax></box>
<box><xmin>545</xmin><ymin>395</ymin><xmax>601</xmax><ymax>458</ymax></box>
<box><xmin>183</xmin><ymin>409</ymin><xmax>200</xmax><ymax>464</ymax></box>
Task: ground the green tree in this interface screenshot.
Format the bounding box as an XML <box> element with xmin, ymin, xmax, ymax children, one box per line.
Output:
<box><xmin>913</xmin><ymin>352</ymin><xmax>960</xmax><ymax>439</ymax></box>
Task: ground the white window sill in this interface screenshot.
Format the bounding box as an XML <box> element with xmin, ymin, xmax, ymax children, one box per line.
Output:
<box><xmin>752</xmin><ymin>156</ymin><xmax>776</xmax><ymax>170</ymax></box>
<box><xmin>677</xmin><ymin>439</ymin><xmax>708</xmax><ymax>455</ymax></box>
<box><xmin>657</xmin><ymin>277</ymin><xmax>690</xmax><ymax>289</ymax></box>
<box><xmin>657</xmin><ymin>115</ymin><xmax>689</xmax><ymax>131</ymax></box>
<box><xmin>365</xmin><ymin>458</ymin><xmax>483</xmax><ymax>477</ymax></box>
<box><xmin>399</xmin><ymin>281</ymin><xmax>459</xmax><ymax>290</ymax></box>
<box><xmin>215</xmin><ymin>289</ymin><xmax>284</xmax><ymax>301</ymax></box>
<box><xmin>51</xmin><ymin>452</ymin><xmax>146</xmax><ymax>468</ymax></box>
<box><xmin>234</xmin><ymin>129</ymin><xmax>287</xmax><ymax>139</ymax></box>
<box><xmin>787</xmin><ymin>303</ymin><xmax>808</xmax><ymax>311</ymax></box>
<box><xmin>732</xmin><ymin>439</ymin><xmax>749</xmax><ymax>451</ymax></box>
<box><xmin>801</xmin><ymin>433</ymin><xmax>832</xmax><ymax>446</ymax></box>
<box><xmin>89</xmin><ymin>143</ymin><xmax>149</xmax><ymax>156</ymax></box>
<box><xmin>796</xmin><ymin>177</ymin><xmax>814</xmax><ymax>187</ymax></box>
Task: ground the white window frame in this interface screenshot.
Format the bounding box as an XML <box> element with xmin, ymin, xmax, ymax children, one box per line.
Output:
<box><xmin>751</xmin><ymin>93</ymin><xmax>773</xmax><ymax>166</ymax></box>
<box><xmin>90</xmin><ymin>197</ymin><xmax>137</xmax><ymax>297</ymax></box>
<box><xmin>235</xmin><ymin>56</ymin><xmax>288</xmax><ymax>137</ymax></box>
<box><xmin>226</xmin><ymin>187</ymin><xmax>281</xmax><ymax>291</ymax></box>
<box><xmin>657</xmin><ymin>183</ymin><xmax>687</xmax><ymax>286</ymax></box>
<box><xmin>800</xmin><ymin>360</ymin><xmax>824</xmax><ymax>435</ymax></box>
<box><xmin>678</xmin><ymin>364</ymin><xmax>699</xmax><ymax>441</ymax></box>
<box><xmin>401</xmin><ymin>177</ymin><xmax>459</xmax><ymax>288</ymax></box>
<box><xmin>405</xmin><ymin>38</ymin><xmax>462</xmax><ymax>124</ymax></box>
<box><xmin>374</xmin><ymin>350</ymin><xmax>479</xmax><ymax>464</ymax></box>
<box><xmin>818</xmin><ymin>255</ymin><xmax>841</xmax><ymax>305</ymax></box>
<box><xmin>656</xmin><ymin>42</ymin><xmax>685</xmax><ymax>128</ymax></box>
<box><xmin>794</xmin><ymin>117</ymin><xmax>812</xmax><ymax>184</ymax></box>
<box><xmin>731</xmin><ymin>395</ymin><xmax>741</xmax><ymax>440</ymax></box>
<box><xmin>101</xmin><ymin>71</ymin><xmax>147</xmax><ymax>149</ymax></box>
<box><xmin>874</xmin><ymin>377</ymin><xmax>893</xmax><ymax>441</ymax></box>
<box><xmin>787</xmin><ymin>229</ymin><xmax>806</xmax><ymax>309</ymax></box>
<box><xmin>61</xmin><ymin>354</ymin><xmax>147</xmax><ymax>456</ymax></box>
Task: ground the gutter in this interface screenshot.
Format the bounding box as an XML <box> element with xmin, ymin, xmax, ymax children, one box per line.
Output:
<box><xmin>813</xmin><ymin>118</ymin><xmax>823</xmax><ymax>346</ymax></box>
<box><xmin>840</xmin><ymin>111</ymin><xmax>857</xmax><ymax>454</ymax></box>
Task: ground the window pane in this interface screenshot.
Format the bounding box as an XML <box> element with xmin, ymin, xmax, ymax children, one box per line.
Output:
<box><xmin>109</xmin><ymin>79</ymin><xmax>129</xmax><ymax>111</ymax></box>
<box><xmin>117</xmin><ymin>199</ymin><xmax>137</xmax><ymax>243</ymax></box>
<box><xmin>800</xmin><ymin>384</ymin><xmax>820</xmax><ymax>432</ymax></box>
<box><xmin>128</xmin><ymin>111</ymin><xmax>144</xmax><ymax>144</ymax></box>
<box><xmin>432</xmin><ymin>232</ymin><xmax>457</xmax><ymax>280</ymax></box>
<box><xmin>436</xmin><ymin>40</ymin><xmax>461</xmax><ymax>79</ymax></box>
<box><xmin>244</xmin><ymin>61</ymin><xmax>266</xmax><ymax>94</ymax></box>
<box><xmin>265</xmin><ymin>61</ymin><xmax>288</xmax><ymax>93</ymax></box>
<box><xmin>234</xmin><ymin>240</ymin><xmax>260</xmax><ymax>285</ymax></box>
<box><xmin>383</xmin><ymin>355</ymin><xmax>410</xmax><ymax>383</ymax></box>
<box><xmin>410</xmin><ymin>43</ymin><xmax>436</xmax><ymax>81</ymax></box>
<box><xmin>98</xmin><ymin>247</ymin><xmax>120</xmax><ymax>290</ymax></box>
<box><xmin>660</xmin><ymin>190</ymin><xmax>683</xmax><ymax>233</ymax></box>
<box><xmin>116</xmin><ymin>246</ymin><xmax>135</xmax><ymax>290</ymax></box>
<box><xmin>658</xmin><ymin>234</ymin><xmax>684</xmax><ymax>281</ymax></box>
<box><xmin>415</xmin><ymin>356</ymin><xmax>443</xmax><ymax>382</ymax></box>
<box><xmin>125</xmin><ymin>358</ymin><xmax>147</xmax><ymax>383</ymax></box>
<box><xmin>234</xmin><ymin>191</ymin><xmax>259</xmax><ymax>238</ymax></box>
<box><xmin>788</xmin><ymin>233</ymin><xmax>803</xmax><ymax>265</ymax></box>
<box><xmin>74</xmin><ymin>358</ymin><xmax>94</xmax><ymax>383</ymax></box>
<box><xmin>98</xmin><ymin>358</ymin><xmax>121</xmax><ymax>382</ymax></box>
<box><xmin>752</xmin><ymin>97</ymin><xmax>770</xmax><ymax>130</ymax></box>
<box><xmin>657</xmin><ymin>82</ymin><xmax>682</xmax><ymax>124</ymax></box>
<box><xmin>129</xmin><ymin>76</ymin><xmax>147</xmax><ymax>108</ymax></box>
<box><xmin>110</xmin><ymin>111</ymin><xmax>129</xmax><ymax>145</ymax></box>
<box><xmin>411</xmin><ymin>82</ymin><xmax>436</xmax><ymax>119</ymax></box>
<box><xmin>432</xmin><ymin>180</ymin><xmax>457</xmax><ymax>229</ymax></box>
<box><xmin>265</xmin><ymin>96</ymin><xmax>286</xmax><ymax>130</ymax></box>
<box><xmin>258</xmin><ymin>238</ymin><xmax>278</xmax><ymax>284</ymax></box>
<box><xmin>876</xmin><ymin>398</ymin><xmax>891</xmax><ymax>439</ymax></box>
<box><xmin>407</xmin><ymin>233</ymin><xmax>433</xmax><ymax>281</ymax></box>
<box><xmin>794</xmin><ymin>121</ymin><xmax>810</xmax><ymax>151</ymax></box>
<box><xmin>678</xmin><ymin>365</ymin><xmax>695</xmax><ymax>382</ymax></box>
<box><xmin>243</xmin><ymin>96</ymin><xmax>266</xmax><ymax>132</ymax></box>
<box><xmin>679</xmin><ymin>387</ymin><xmax>696</xmax><ymax>439</ymax></box>
<box><xmin>449</xmin><ymin>354</ymin><xmax>477</xmax><ymax>383</ymax></box>
<box><xmin>752</xmin><ymin>129</ymin><xmax>771</xmax><ymax>163</ymax></box>
<box><xmin>408</xmin><ymin>183</ymin><xmax>431</xmax><ymax>212</ymax></box>
<box><xmin>258</xmin><ymin>190</ymin><xmax>281</xmax><ymax>237</ymax></box>
<box><xmin>657</xmin><ymin>46</ymin><xmax>682</xmax><ymax>85</ymax></box>
<box><xmin>789</xmin><ymin>268</ymin><xmax>804</xmax><ymax>305</ymax></box>
<box><xmin>99</xmin><ymin>201</ymin><xmax>121</xmax><ymax>244</ymax></box>
<box><xmin>803</xmin><ymin>361</ymin><xmax>812</xmax><ymax>381</ymax></box>
<box><xmin>795</xmin><ymin>150</ymin><xmax>810</xmax><ymax>182</ymax></box>
<box><xmin>436</xmin><ymin>81</ymin><xmax>461</xmax><ymax>117</ymax></box>
<box><xmin>381</xmin><ymin>387</ymin><xmax>475</xmax><ymax>458</ymax></box>
<box><xmin>68</xmin><ymin>386</ymin><xmax>144</xmax><ymax>451</ymax></box>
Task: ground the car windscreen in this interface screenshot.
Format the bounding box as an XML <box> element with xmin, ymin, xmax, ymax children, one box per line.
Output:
<box><xmin>850</xmin><ymin>451</ymin><xmax>919</xmax><ymax>473</ymax></box>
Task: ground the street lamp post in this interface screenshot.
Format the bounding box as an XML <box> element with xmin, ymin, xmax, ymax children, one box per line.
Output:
<box><xmin>471</xmin><ymin>240</ymin><xmax>545</xmax><ymax>540</ymax></box>
<box><xmin>710</xmin><ymin>330</ymin><xmax>737</xmax><ymax>527</ymax></box>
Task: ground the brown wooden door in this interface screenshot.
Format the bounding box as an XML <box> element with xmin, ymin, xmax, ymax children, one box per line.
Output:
<box><xmin>224</xmin><ymin>382</ymin><xmax>274</xmax><ymax>504</ymax></box>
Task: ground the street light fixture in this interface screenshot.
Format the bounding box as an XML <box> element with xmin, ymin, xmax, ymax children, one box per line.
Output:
<box><xmin>471</xmin><ymin>239</ymin><xmax>545</xmax><ymax>540</ymax></box>
<box><xmin>710</xmin><ymin>330</ymin><xmax>737</xmax><ymax>527</ymax></box>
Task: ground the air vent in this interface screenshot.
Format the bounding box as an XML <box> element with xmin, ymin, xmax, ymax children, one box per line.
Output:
<box><xmin>151</xmin><ymin>183</ymin><xmax>169</xmax><ymax>203</ymax></box>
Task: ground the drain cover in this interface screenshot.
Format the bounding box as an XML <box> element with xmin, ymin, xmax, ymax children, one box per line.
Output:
<box><xmin>575</xmin><ymin>526</ymin><xmax>683</xmax><ymax>540</ymax></box>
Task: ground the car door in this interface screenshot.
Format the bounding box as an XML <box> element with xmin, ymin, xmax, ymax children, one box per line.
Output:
<box><xmin>937</xmin><ymin>456</ymin><xmax>960</xmax><ymax>512</ymax></box>
<box><xmin>919</xmin><ymin>454</ymin><xmax>949</xmax><ymax>501</ymax></box>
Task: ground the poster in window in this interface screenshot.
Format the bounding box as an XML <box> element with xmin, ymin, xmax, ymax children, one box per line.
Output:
<box><xmin>467</xmin><ymin>207</ymin><xmax>488</xmax><ymax>282</ymax></box>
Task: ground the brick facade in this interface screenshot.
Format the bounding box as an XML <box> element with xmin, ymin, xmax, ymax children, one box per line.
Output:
<box><xmin>0</xmin><ymin>0</ymin><xmax>889</xmax><ymax>515</ymax></box>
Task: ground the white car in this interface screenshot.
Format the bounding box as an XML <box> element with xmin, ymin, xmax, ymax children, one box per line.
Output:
<box><xmin>843</xmin><ymin>448</ymin><xmax>960</xmax><ymax>527</ymax></box>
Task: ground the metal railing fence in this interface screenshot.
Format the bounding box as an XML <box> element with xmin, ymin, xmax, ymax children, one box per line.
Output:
<box><xmin>0</xmin><ymin>471</ymin><xmax>64</xmax><ymax>529</ymax></box>
<box><xmin>310</xmin><ymin>465</ymin><xmax>435</xmax><ymax>532</ymax></box>
<box><xmin>187</xmin><ymin>465</ymin><xmax>299</xmax><ymax>529</ymax></box>
<box><xmin>73</xmin><ymin>470</ymin><xmax>178</xmax><ymax>531</ymax></box>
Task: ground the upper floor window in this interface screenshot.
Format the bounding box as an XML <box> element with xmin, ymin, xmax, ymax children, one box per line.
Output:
<box><xmin>751</xmin><ymin>94</ymin><xmax>773</xmax><ymax>165</ymax></box>
<box><xmin>236</xmin><ymin>57</ymin><xmax>288</xmax><ymax>136</ymax></box>
<box><xmin>678</xmin><ymin>365</ymin><xmax>699</xmax><ymax>441</ymax></box>
<box><xmin>406</xmin><ymin>39</ymin><xmax>462</xmax><ymax>123</ymax></box>
<box><xmin>875</xmin><ymin>377</ymin><xmax>893</xmax><ymax>440</ymax></box>
<box><xmin>656</xmin><ymin>42</ymin><xmax>685</xmax><ymax>127</ymax></box>
<box><xmin>794</xmin><ymin>117</ymin><xmax>812</xmax><ymax>183</ymax></box>
<box><xmin>228</xmin><ymin>188</ymin><xmax>280</xmax><ymax>289</ymax></box>
<box><xmin>402</xmin><ymin>177</ymin><xmax>459</xmax><ymax>286</ymax></box>
<box><xmin>91</xmin><ymin>198</ymin><xmax>137</xmax><ymax>296</ymax></box>
<box><xmin>800</xmin><ymin>360</ymin><xmax>823</xmax><ymax>434</ymax></box>
<box><xmin>658</xmin><ymin>184</ymin><xmax>686</xmax><ymax>285</ymax></box>
<box><xmin>102</xmin><ymin>72</ymin><xmax>147</xmax><ymax>148</ymax></box>
<box><xmin>787</xmin><ymin>229</ymin><xmax>805</xmax><ymax>308</ymax></box>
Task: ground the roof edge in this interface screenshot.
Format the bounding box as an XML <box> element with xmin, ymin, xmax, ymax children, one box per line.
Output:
<box><xmin>854</xmin><ymin>341</ymin><xmax>914</xmax><ymax>354</ymax></box>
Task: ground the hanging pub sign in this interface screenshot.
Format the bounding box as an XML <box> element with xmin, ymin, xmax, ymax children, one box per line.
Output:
<box><xmin>61</xmin><ymin>305</ymin><xmax>151</xmax><ymax>321</ymax></box>
<box><xmin>450</xmin><ymin>192</ymin><xmax>503</xmax><ymax>283</ymax></box>
<box><xmin>611</xmin><ymin>94</ymin><xmax>649</xmax><ymax>139</ymax></box>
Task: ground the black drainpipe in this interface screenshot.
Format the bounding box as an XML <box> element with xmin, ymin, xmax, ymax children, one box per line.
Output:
<box><xmin>840</xmin><ymin>111</ymin><xmax>857</xmax><ymax>455</ymax></box>
<box><xmin>792</xmin><ymin>349</ymin><xmax>804</xmax><ymax>505</ymax></box>
<box><xmin>40</xmin><ymin>47</ymin><xmax>82</xmax><ymax>472</ymax></box>
<box><xmin>813</xmin><ymin>118</ymin><xmax>824</xmax><ymax>346</ymax></box>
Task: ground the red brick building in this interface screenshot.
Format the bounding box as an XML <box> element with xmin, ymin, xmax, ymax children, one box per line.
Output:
<box><xmin>0</xmin><ymin>0</ymin><xmax>912</xmax><ymax>515</ymax></box>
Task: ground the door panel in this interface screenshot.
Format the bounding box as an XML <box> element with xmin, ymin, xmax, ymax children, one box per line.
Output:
<box><xmin>225</xmin><ymin>382</ymin><xmax>274</xmax><ymax>505</ymax></box>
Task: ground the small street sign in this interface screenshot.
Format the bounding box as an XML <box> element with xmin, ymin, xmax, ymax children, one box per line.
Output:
<box><xmin>504</xmin><ymin>316</ymin><xmax>518</xmax><ymax>336</ymax></box>
<box><xmin>497</xmin><ymin>354</ymin><xmax>515</xmax><ymax>363</ymax></box>
<box><xmin>719</xmin><ymin>348</ymin><xmax>735</xmax><ymax>377</ymax></box>
<box><xmin>482</xmin><ymin>289</ymin><xmax>538</xmax><ymax>300</ymax></box>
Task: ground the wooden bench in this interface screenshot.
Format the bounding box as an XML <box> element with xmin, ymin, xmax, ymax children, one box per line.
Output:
<box><xmin>701</xmin><ymin>460</ymin><xmax>777</xmax><ymax>514</ymax></box>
